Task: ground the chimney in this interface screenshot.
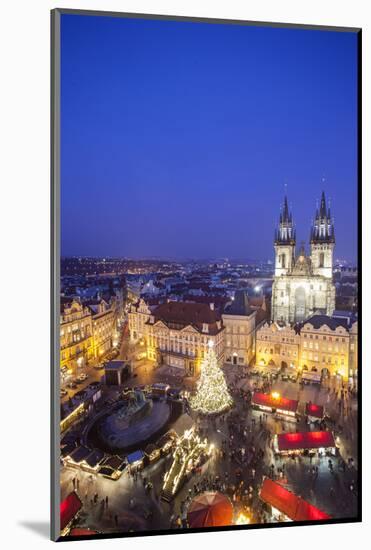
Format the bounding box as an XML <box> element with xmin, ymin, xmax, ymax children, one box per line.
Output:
<box><xmin>210</xmin><ymin>303</ymin><xmax>215</xmax><ymax>310</ymax></box>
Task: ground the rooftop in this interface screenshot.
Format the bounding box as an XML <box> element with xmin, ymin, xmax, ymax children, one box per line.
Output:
<box><xmin>252</xmin><ymin>392</ymin><xmax>298</xmax><ymax>413</ymax></box>
<box><xmin>149</xmin><ymin>301</ymin><xmax>223</xmax><ymax>334</ymax></box>
<box><xmin>301</xmin><ymin>314</ymin><xmax>352</xmax><ymax>331</ymax></box>
<box><xmin>224</xmin><ymin>290</ymin><xmax>254</xmax><ymax>316</ymax></box>
<box><xmin>277</xmin><ymin>431</ymin><xmax>336</xmax><ymax>451</ymax></box>
<box><xmin>260</xmin><ymin>478</ymin><xmax>331</xmax><ymax>521</ymax></box>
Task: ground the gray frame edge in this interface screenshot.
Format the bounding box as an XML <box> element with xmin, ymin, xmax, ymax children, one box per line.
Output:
<box><xmin>51</xmin><ymin>7</ymin><xmax>61</xmax><ymax>542</ymax></box>
<box><xmin>54</xmin><ymin>7</ymin><xmax>361</xmax><ymax>33</ymax></box>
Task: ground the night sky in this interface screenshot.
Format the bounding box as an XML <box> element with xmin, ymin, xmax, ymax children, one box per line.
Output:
<box><xmin>61</xmin><ymin>14</ymin><xmax>358</xmax><ymax>261</ymax></box>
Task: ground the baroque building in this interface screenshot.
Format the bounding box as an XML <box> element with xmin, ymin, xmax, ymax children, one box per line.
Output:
<box><xmin>60</xmin><ymin>299</ymin><xmax>94</xmax><ymax>373</ymax></box>
<box><xmin>145</xmin><ymin>301</ymin><xmax>225</xmax><ymax>376</ymax></box>
<box><xmin>256</xmin><ymin>314</ymin><xmax>357</xmax><ymax>381</ymax></box>
<box><xmin>222</xmin><ymin>290</ymin><xmax>258</xmax><ymax>367</ymax></box>
<box><xmin>271</xmin><ymin>192</ymin><xmax>336</xmax><ymax>323</ymax></box>
<box><xmin>89</xmin><ymin>299</ymin><xmax>116</xmax><ymax>359</ymax></box>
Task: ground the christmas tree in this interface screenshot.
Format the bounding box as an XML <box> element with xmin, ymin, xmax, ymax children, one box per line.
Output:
<box><xmin>189</xmin><ymin>340</ymin><xmax>233</xmax><ymax>415</ymax></box>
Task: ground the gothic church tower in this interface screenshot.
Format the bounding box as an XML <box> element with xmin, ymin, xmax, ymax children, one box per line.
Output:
<box><xmin>310</xmin><ymin>191</ymin><xmax>335</xmax><ymax>279</ymax></box>
<box><xmin>271</xmin><ymin>191</ymin><xmax>336</xmax><ymax>324</ymax></box>
<box><xmin>274</xmin><ymin>196</ymin><xmax>296</xmax><ymax>277</ymax></box>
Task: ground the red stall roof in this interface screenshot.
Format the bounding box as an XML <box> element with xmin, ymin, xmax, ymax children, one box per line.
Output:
<box><xmin>69</xmin><ymin>528</ymin><xmax>99</xmax><ymax>536</ymax></box>
<box><xmin>252</xmin><ymin>392</ymin><xmax>298</xmax><ymax>413</ymax></box>
<box><xmin>277</xmin><ymin>431</ymin><xmax>335</xmax><ymax>452</ymax></box>
<box><xmin>260</xmin><ymin>478</ymin><xmax>331</xmax><ymax>522</ymax></box>
<box><xmin>187</xmin><ymin>492</ymin><xmax>233</xmax><ymax>528</ymax></box>
<box><xmin>60</xmin><ymin>492</ymin><xmax>82</xmax><ymax>531</ymax></box>
<box><xmin>305</xmin><ymin>403</ymin><xmax>324</xmax><ymax>419</ymax></box>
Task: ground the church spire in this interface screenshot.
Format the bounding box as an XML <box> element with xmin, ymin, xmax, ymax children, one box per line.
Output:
<box><xmin>310</xmin><ymin>191</ymin><xmax>335</xmax><ymax>244</ymax></box>
<box><xmin>275</xmin><ymin>195</ymin><xmax>295</xmax><ymax>245</ymax></box>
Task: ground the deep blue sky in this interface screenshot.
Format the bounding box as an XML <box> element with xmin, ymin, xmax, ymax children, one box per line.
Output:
<box><xmin>61</xmin><ymin>14</ymin><xmax>358</xmax><ymax>261</ymax></box>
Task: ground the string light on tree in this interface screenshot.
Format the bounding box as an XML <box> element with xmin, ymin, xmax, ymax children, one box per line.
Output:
<box><xmin>189</xmin><ymin>340</ymin><xmax>233</xmax><ymax>415</ymax></box>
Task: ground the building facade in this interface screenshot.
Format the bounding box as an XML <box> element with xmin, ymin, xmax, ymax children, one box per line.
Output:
<box><xmin>60</xmin><ymin>297</ymin><xmax>118</xmax><ymax>373</ymax></box>
<box><xmin>271</xmin><ymin>193</ymin><xmax>336</xmax><ymax>323</ymax></box>
<box><xmin>90</xmin><ymin>300</ymin><xmax>116</xmax><ymax>359</ymax></box>
<box><xmin>299</xmin><ymin>316</ymin><xmax>351</xmax><ymax>378</ymax></box>
<box><xmin>60</xmin><ymin>299</ymin><xmax>94</xmax><ymax>373</ymax></box>
<box><xmin>256</xmin><ymin>314</ymin><xmax>357</xmax><ymax>381</ymax></box>
<box><xmin>223</xmin><ymin>290</ymin><xmax>257</xmax><ymax>366</ymax></box>
<box><xmin>256</xmin><ymin>322</ymin><xmax>301</xmax><ymax>369</ymax></box>
<box><xmin>145</xmin><ymin>301</ymin><xmax>225</xmax><ymax>376</ymax></box>
<box><xmin>128</xmin><ymin>298</ymin><xmax>152</xmax><ymax>344</ymax></box>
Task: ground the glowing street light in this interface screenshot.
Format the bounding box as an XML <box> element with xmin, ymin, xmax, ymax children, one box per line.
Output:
<box><xmin>235</xmin><ymin>511</ymin><xmax>250</xmax><ymax>525</ymax></box>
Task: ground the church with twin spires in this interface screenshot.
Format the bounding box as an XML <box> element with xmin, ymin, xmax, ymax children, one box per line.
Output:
<box><xmin>271</xmin><ymin>192</ymin><xmax>336</xmax><ymax>324</ymax></box>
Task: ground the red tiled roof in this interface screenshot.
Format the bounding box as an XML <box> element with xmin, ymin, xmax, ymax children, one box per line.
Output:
<box><xmin>277</xmin><ymin>431</ymin><xmax>335</xmax><ymax>452</ymax></box>
<box><xmin>183</xmin><ymin>295</ymin><xmax>228</xmax><ymax>308</ymax></box>
<box><xmin>60</xmin><ymin>492</ymin><xmax>82</xmax><ymax>531</ymax></box>
<box><xmin>305</xmin><ymin>403</ymin><xmax>324</xmax><ymax>419</ymax></box>
<box><xmin>260</xmin><ymin>478</ymin><xmax>331</xmax><ymax>522</ymax></box>
<box><xmin>248</xmin><ymin>296</ymin><xmax>264</xmax><ymax>308</ymax></box>
<box><xmin>252</xmin><ymin>392</ymin><xmax>298</xmax><ymax>413</ymax></box>
<box><xmin>255</xmin><ymin>308</ymin><xmax>268</xmax><ymax>326</ymax></box>
<box><xmin>150</xmin><ymin>301</ymin><xmax>223</xmax><ymax>334</ymax></box>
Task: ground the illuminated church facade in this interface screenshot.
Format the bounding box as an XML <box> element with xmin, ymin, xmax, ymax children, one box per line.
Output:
<box><xmin>271</xmin><ymin>192</ymin><xmax>336</xmax><ymax>324</ymax></box>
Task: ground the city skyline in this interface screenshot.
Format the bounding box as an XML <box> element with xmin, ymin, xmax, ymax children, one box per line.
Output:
<box><xmin>56</xmin><ymin>13</ymin><xmax>359</xmax><ymax>539</ymax></box>
<box><xmin>61</xmin><ymin>15</ymin><xmax>358</xmax><ymax>262</ymax></box>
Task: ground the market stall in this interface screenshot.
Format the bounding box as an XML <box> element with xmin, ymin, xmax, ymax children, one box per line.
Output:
<box><xmin>64</xmin><ymin>445</ymin><xmax>91</xmax><ymax>469</ymax></box>
<box><xmin>97</xmin><ymin>455</ymin><xmax>126</xmax><ymax>480</ymax></box>
<box><xmin>252</xmin><ymin>392</ymin><xmax>299</xmax><ymax>420</ymax></box>
<box><xmin>80</xmin><ymin>449</ymin><xmax>105</xmax><ymax>474</ymax></box>
<box><xmin>187</xmin><ymin>492</ymin><xmax>233</xmax><ymax>528</ymax></box>
<box><xmin>274</xmin><ymin>430</ymin><xmax>337</xmax><ymax>456</ymax></box>
<box><xmin>60</xmin><ymin>491</ymin><xmax>83</xmax><ymax>536</ymax></box>
<box><xmin>260</xmin><ymin>478</ymin><xmax>331</xmax><ymax>522</ymax></box>
<box><xmin>144</xmin><ymin>443</ymin><xmax>161</xmax><ymax>464</ymax></box>
<box><xmin>305</xmin><ymin>402</ymin><xmax>325</xmax><ymax>423</ymax></box>
<box><xmin>127</xmin><ymin>449</ymin><xmax>145</xmax><ymax>471</ymax></box>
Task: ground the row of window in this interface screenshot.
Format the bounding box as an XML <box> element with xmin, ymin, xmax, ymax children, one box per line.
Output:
<box><xmin>301</xmin><ymin>351</ymin><xmax>345</xmax><ymax>365</ymax></box>
<box><xmin>303</xmin><ymin>341</ymin><xmax>346</xmax><ymax>352</ymax></box>
<box><xmin>225</xmin><ymin>325</ymin><xmax>251</xmax><ymax>334</ymax></box>
<box><xmin>258</xmin><ymin>348</ymin><xmax>298</xmax><ymax>358</ymax></box>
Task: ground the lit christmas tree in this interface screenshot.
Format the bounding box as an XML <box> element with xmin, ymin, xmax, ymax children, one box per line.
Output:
<box><xmin>189</xmin><ymin>340</ymin><xmax>233</xmax><ymax>415</ymax></box>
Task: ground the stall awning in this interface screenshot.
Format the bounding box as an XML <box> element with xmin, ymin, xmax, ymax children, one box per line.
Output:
<box><xmin>69</xmin><ymin>528</ymin><xmax>98</xmax><ymax>536</ymax></box>
<box><xmin>101</xmin><ymin>455</ymin><xmax>125</xmax><ymax>469</ymax></box>
<box><xmin>187</xmin><ymin>492</ymin><xmax>233</xmax><ymax>528</ymax></box>
<box><xmin>277</xmin><ymin>431</ymin><xmax>335</xmax><ymax>452</ymax></box>
<box><xmin>260</xmin><ymin>479</ymin><xmax>330</xmax><ymax>522</ymax></box>
<box><xmin>305</xmin><ymin>403</ymin><xmax>324</xmax><ymax>419</ymax></box>
<box><xmin>60</xmin><ymin>491</ymin><xmax>82</xmax><ymax>531</ymax></box>
<box><xmin>127</xmin><ymin>450</ymin><xmax>144</xmax><ymax>464</ymax></box>
<box><xmin>252</xmin><ymin>392</ymin><xmax>298</xmax><ymax>413</ymax></box>
<box><xmin>69</xmin><ymin>445</ymin><xmax>91</xmax><ymax>464</ymax></box>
